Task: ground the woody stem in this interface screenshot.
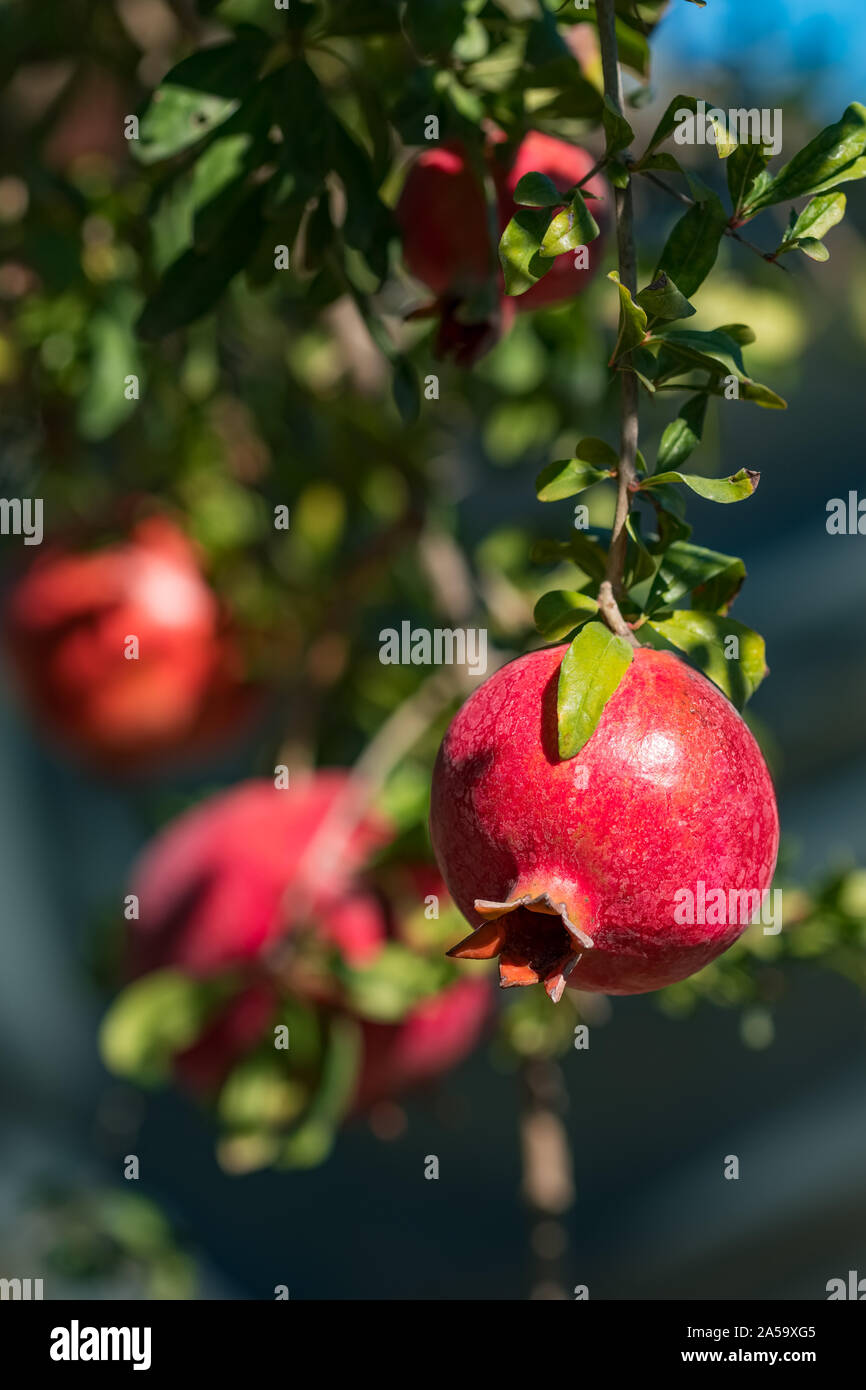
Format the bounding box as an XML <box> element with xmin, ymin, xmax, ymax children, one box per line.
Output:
<box><xmin>596</xmin><ymin>0</ymin><xmax>639</xmax><ymax>646</ymax></box>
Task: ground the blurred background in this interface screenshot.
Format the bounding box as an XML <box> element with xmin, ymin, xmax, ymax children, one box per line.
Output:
<box><xmin>0</xmin><ymin>0</ymin><xmax>864</xmax><ymax>1300</ymax></box>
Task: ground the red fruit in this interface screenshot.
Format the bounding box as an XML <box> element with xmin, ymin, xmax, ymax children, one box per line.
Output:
<box><xmin>354</xmin><ymin>978</ymin><xmax>491</xmax><ymax>1111</ymax></box>
<box><xmin>396</xmin><ymin>131</ymin><xmax>604</xmax><ymax>362</ymax></box>
<box><xmin>128</xmin><ymin>774</ymin><xmax>389</xmax><ymax>977</ymax></box>
<box><xmin>397</xmin><ymin>142</ymin><xmax>493</xmax><ymax>297</ymax></box>
<box><xmin>127</xmin><ymin>774</ymin><xmax>491</xmax><ymax>1106</ymax></box>
<box><xmin>501</xmin><ymin>132</ymin><xmax>603</xmax><ymax>312</ymax></box>
<box><xmin>4</xmin><ymin>516</ymin><xmax>254</xmax><ymax>771</ymax></box>
<box><xmin>430</xmin><ymin>644</ymin><xmax>779</xmax><ymax>999</ymax></box>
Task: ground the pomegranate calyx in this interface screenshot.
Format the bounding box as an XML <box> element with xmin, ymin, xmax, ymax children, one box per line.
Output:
<box><xmin>447</xmin><ymin>890</ymin><xmax>594</xmax><ymax>1003</ymax></box>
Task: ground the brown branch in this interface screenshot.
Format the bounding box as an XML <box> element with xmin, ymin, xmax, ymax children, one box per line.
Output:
<box><xmin>519</xmin><ymin>1058</ymin><xmax>575</xmax><ymax>1300</ymax></box>
<box><xmin>596</xmin><ymin>0</ymin><xmax>639</xmax><ymax>645</ymax></box>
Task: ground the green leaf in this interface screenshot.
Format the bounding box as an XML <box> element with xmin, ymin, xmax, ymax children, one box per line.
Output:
<box><xmin>137</xmin><ymin>191</ymin><xmax>265</xmax><ymax>338</ymax></box>
<box><xmin>575</xmin><ymin>436</ymin><xmax>619</xmax><ymax>467</ymax></box>
<box><xmin>656</xmin><ymin>392</ymin><xmax>708</xmax><ymax>472</ymax></box>
<box><xmin>392</xmin><ymin>357</ymin><xmax>420</xmax><ymax>425</ymax></box>
<box><xmin>218</xmin><ymin>1056</ymin><xmax>309</xmax><ymax>1132</ymax></box>
<box><xmin>787</xmin><ymin>191</ymin><xmax>847</xmax><ymax>242</ymax></box>
<box><xmin>608</xmin><ymin>271</ymin><xmax>648</xmax><ymax>361</ymax></box>
<box><xmin>513</xmin><ymin>171</ymin><xmax>564</xmax><ymax>207</ymax></box>
<box><xmin>635</xmin><ymin>272</ymin><xmax>696</xmax><ymax>323</ymax></box>
<box><xmin>536</xmin><ymin>457</ymin><xmax>613</xmax><ymax>501</ymax></box>
<box><xmin>635</xmin><ymin>151</ymin><xmax>684</xmax><ymax>176</ymax></box>
<box><xmin>532</xmin><ymin>531</ymin><xmax>609</xmax><ymax>582</ymax></box>
<box><xmin>332</xmin><ymin>123</ymin><xmax>393</xmax><ymax>265</ymax></box>
<box><xmin>499</xmin><ymin>208</ymin><xmax>554</xmax><ymax>296</ymax></box>
<box><xmin>278</xmin><ymin>1015</ymin><xmax>361</xmax><ymax>1169</ymax></box>
<box><xmin>135</xmin><ymin>37</ymin><xmax>268</xmax><ymax>164</ymax></box>
<box><xmin>336</xmin><ymin>943</ymin><xmax>452</xmax><ymax>1023</ymax></box>
<box><xmin>651</xmin><ymin>328</ymin><xmax>786</xmax><ymax>408</ymax></box>
<box><xmin>557</xmin><ymin>621</ymin><xmax>634</xmax><ymax>760</ymax></box>
<box><xmin>643</xmin><ymin>612</ymin><xmax>768</xmax><ymax>708</ymax></box>
<box><xmin>654</xmin><ymin>192</ymin><xmax>729</xmax><ymax>298</ymax></box>
<box><xmin>727</xmin><ymin>141</ymin><xmax>771</xmax><ymax>217</ymax></box>
<box><xmin>646</xmin><ymin>540</ymin><xmax>745</xmax><ymax>612</ymax></box>
<box><xmin>534</xmin><ymin>589</ymin><xmax>599</xmax><ymax>640</ymax></box>
<box><xmin>624</xmin><ymin>513</ymin><xmax>658</xmax><ymax>589</ymax></box>
<box><xmin>603</xmin><ymin>94</ymin><xmax>634</xmax><ymax>157</ymax></box>
<box><xmin>741</xmin><ymin>103</ymin><xmax>866</xmax><ymax>216</ymax></box>
<box><xmin>78</xmin><ymin>288</ymin><xmax>143</xmax><ymax>441</ymax></box>
<box><xmin>734</xmin><ymin>379</ymin><xmax>787</xmax><ymax>408</ymax></box>
<box><xmin>794</xmin><ymin>237</ymin><xmax>829</xmax><ymax>262</ymax></box>
<box><xmin>716</xmin><ymin>322</ymin><xmax>756</xmax><ymax>345</ymax></box>
<box><xmin>642</xmin><ymin>467</ymin><xmax>760</xmax><ymax>503</ymax></box>
<box><xmin>400</xmin><ymin>0</ymin><xmax>467</xmax><ymax>58</ymax></box>
<box><xmin>637</xmin><ymin>94</ymin><xmax>719</xmax><ymax>164</ymax></box>
<box><xmin>775</xmin><ymin>191</ymin><xmax>845</xmax><ymax>263</ymax></box>
<box><xmin>100</xmin><ymin>971</ymin><xmax>236</xmax><ymax>1087</ymax></box>
<box><xmin>540</xmin><ymin>191</ymin><xmax>599</xmax><ymax>256</ymax></box>
<box><xmin>653</xmin><ymin>325</ymin><xmax>746</xmax><ymax>375</ymax></box>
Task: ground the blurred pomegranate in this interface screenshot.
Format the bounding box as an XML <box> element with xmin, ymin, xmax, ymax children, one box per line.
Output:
<box><xmin>127</xmin><ymin>774</ymin><xmax>492</xmax><ymax>1106</ymax></box>
<box><xmin>501</xmin><ymin>131</ymin><xmax>602</xmax><ymax>312</ymax></box>
<box><xmin>396</xmin><ymin>131</ymin><xmax>604</xmax><ymax>362</ymax></box>
<box><xmin>397</xmin><ymin>142</ymin><xmax>493</xmax><ymax>297</ymax></box>
<box><xmin>4</xmin><ymin>515</ymin><xmax>255</xmax><ymax>770</ymax></box>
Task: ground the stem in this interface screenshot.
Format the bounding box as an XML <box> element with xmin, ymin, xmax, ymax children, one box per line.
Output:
<box><xmin>519</xmin><ymin>1058</ymin><xmax>575</xmax><ymax>1300</ymax></box>
<box><xmin>596</xmin><ymin>0</ymin><xmax>639</xmax><ymax>644</ymax></box>
<box><xmin>637</xmin><ymin>169</ymin><xmax>789</xmax><ymax>271</ymax></box>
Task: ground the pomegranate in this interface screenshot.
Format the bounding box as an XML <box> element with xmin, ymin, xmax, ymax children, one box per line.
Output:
<box><xmin>127</xmin><ymin>774</ymin><xmax>491</xmax><ymax>1106</ymax></box>
<box><xmin>4</xmin><ymin>515</ymin><xmax>254</xmax><ymax>771</ymax></box>
<box><xmin>397</xmin><ymin>141</ymin><xmax>493</xmax><ymax>297</ymax></box>
<box><xmin>430</xmin><ymin>643</ymin><xmax>779</xmax><ymax>1000</ymax></box>
<box><xmin>396</xmin><ymin>131</ymin><xmax>604</xmax><ymax>362</ymax></box>
<box><xmin>501</xmin><ymin>131</ymin><xmax>602</xmax><ymax>312</ymax></box>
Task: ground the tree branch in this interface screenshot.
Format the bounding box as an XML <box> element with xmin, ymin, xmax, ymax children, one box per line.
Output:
<box><xmin>636</xmin><ymin>168</ymin><xmax>789</xmax><ymax>270</ymax></box>
<box><xmin>519</xmin><ymin>1058</ymin><xmax>575</xmax><ymax>1300</ymax></box>
<box><xmin>596</xmin><ymin>0</ymin><xmax>639</xmax><ymax>645</ymax></box>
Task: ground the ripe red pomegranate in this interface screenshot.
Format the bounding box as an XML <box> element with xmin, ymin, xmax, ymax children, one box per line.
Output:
<box><xmin>4</xmin><ymin>515</ymin><xmax>254</xmax><ymax>771</ymax></box>
<box><xmin>430</xmin><ymin>644</ymin><xmax>779</xmax><ymax>1000</ymax></box>
<box><xmin>396</xmin><ymin>131</ymin><xmax>604</xmax><ymax>362</ymax></box>
<box><xmin>127</xmin><ymin>774</ymin><xmax>491</xmax><ymax>1105</ymax></box>
<box><xmin>397</xmin><ymin>142</ymin><xmax>493</xmax><ymax>297</ymax></box>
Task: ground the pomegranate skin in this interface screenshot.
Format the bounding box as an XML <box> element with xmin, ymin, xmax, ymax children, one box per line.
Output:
<box><xmin>430</xmin><ymin>644</ymin><xmax>779</xmax><ymax>996</ymax></box>
<box><xmin>396</xmin><ymin>141</ymin><xmax>492</xmax><ymax>297</ymax></box>
<box><xmin>128</xmin><ymin>774</ymin><xmax>390</xmax><ymax>977</ymax></box>
<box><xmin>127</xmin><ymin>773</ymin><xmax>491</xmax><ymax>1107</ymax></box>
<box><xmin>4</xmin><ymin>516</ymin><xmax>254</xmax><ymax>771</ymax></box>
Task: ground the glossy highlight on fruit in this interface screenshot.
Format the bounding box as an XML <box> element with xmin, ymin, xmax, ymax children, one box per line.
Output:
<box><xmin>430</xmin><ymin>643</ymin><xmax>779</xmax><ymax>999</ymax></box>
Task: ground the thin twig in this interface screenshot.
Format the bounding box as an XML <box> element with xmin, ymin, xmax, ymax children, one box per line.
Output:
<box><xmin>520</xmin><ymin>1058</ymin><xmax>575</xmax><ymax>1300</ymax></box>
<box><xmin>596</xmin><ymin>0</ymin><xmax>640</xmax><ymax>644</ymax></box>
<box><xmin>637</xmin><ymin>169</ymin><xmax>789</xmax><ymax>270</ymax></box>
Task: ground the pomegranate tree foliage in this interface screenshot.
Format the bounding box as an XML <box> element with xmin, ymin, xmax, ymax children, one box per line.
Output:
<box><xmin>3</xmin><ymin>0</ymin><xmax>866</xmax><ymax>1169</ymax></box>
